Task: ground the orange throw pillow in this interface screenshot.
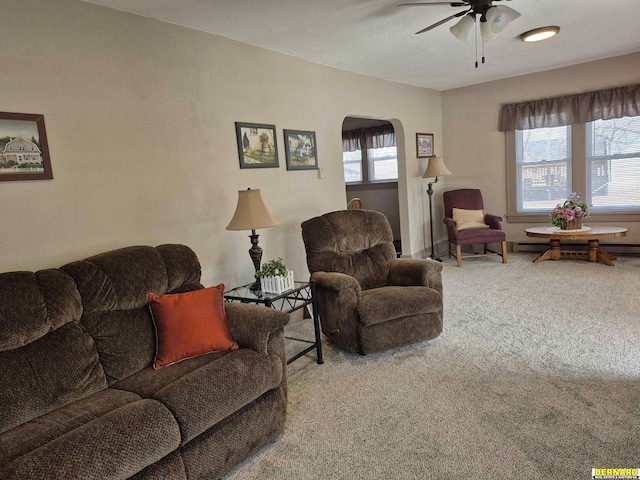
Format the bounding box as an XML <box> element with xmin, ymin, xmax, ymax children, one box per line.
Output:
<box><xmin>148</xmin><ymin>285</ymin><xmax>238</xmax><ymax>369</ymax></box>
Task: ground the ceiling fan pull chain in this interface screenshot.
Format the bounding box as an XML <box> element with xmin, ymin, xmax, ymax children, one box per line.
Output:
<box><xmin>474</xmin><ymin>16</ymin><xmax>478</xmax><ymax>68</ymax></box>
<box><xmin>482</xmin><ymin>28</ymin><xmax>486</xmax><ymax>64</ymax></box>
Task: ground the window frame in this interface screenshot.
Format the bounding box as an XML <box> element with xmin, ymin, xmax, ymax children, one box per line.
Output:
<box><xmin>506</xmin><ymin>122</ymin><xmax>640</xmax><ymax>223</ymax></box>
<box><xmin>343</xmin><ymin>145</ymin><xmax>399</xmax><ymax>185</ymax></box>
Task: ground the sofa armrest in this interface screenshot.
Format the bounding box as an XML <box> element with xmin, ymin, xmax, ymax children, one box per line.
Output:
<box><xmin>224</xmin><ymin>303</ymin><xmax>289</xmax><ymax>356</ymax></box>
<box><xmin>389</xmin><ymin>258</ymin><xmax>443</xmax><ymax>292</ymax></box>
<box><xmin>310</xmin><ymin>271</ymin><xmax>361</xmax><ymax>334</ymax></box>
<box><xmin>484</xmin><ymin>213</ymin><xmax>503</xmax><ymax>230</ymax></box>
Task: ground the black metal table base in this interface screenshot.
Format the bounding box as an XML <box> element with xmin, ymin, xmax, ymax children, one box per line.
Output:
<box><xmin>223</xmin><ymin>281</ymin><xmax>323</xmax><ymax>366</ymax></box>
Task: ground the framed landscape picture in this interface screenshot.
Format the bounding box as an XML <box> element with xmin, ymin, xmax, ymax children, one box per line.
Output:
<box><xmin>0</xmin><ymin>112</ymin><xmax>53</xmax><ymax>181</ymax></box>
<box><xmin>284</xmin><ymin>129</ymin><xmax>318</xmax><ymax>170</ymax></box>
<box><xmin>416</xmin><ymin>132</ymin><xmax>435</xmax><ymax>158</ymax></box>
<box><xmin>235</xmin><ymin>122</ymin><xmax>279</xmax><ymax>169</ymax></box>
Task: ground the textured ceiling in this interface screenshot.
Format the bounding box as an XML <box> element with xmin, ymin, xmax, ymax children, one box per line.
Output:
<box><xmin>80</xmin><ymin>0</ymin><xmax>640</xmax><ymax>91</ymax></box>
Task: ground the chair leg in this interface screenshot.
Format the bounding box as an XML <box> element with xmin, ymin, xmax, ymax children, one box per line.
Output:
<box><xmin>501</xmin><ymin>241</ymin><xmax>508</xmax><ymax>263</ymax></box>
<box><xmin>456</xmin><ymin>245</ymin><xmax>462</xmax><ymax>267</ymax></box>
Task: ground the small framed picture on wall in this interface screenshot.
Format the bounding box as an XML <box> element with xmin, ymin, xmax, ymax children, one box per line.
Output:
<box><xmin>416</xmin><ymin>133</ymin><xmax>435</xmax><ymax>158</ymax></box>
<box><xmin>284</xmin><ymin>129</ymin><xmax>318</xmax><ymax>170</ymax></box>
<box><xmin>0</xmin><ymin>112</ymin><xmax>53</xmax><ymax>182</ymax></box>
<box><xmin>235</xmin><ymin>122</ymin><xmax>279</xmax><ymax>169</ymax></box>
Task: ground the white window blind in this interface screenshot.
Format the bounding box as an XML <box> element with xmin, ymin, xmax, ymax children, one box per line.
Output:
<box><xmin>515</xmin><ymin>126</ymin><xmax>571</xmax><ymax>212</ymax></box>
<box><xmin>586</xmin><ymin>116</ymin><xmax>640</xmax><ymax>211</ymax></box>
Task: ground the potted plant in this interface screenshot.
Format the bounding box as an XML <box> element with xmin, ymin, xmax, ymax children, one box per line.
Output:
<box><xmin>255</xmin><ymin>257</ymin><xmax>294</xmax><ymax>294</ymax></box>
<box><xmin>551</xmin><ymin>192</ymin><xmax>589</xmax><ymax>230</ymax></box>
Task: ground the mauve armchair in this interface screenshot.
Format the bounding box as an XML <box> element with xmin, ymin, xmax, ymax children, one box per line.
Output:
<box><xmin>443</xmin><ymin>188</ymin><xmax>507</xmax><ymax>267</ymax></box>
<box><xmin>301</xmin><ymin>209</ymin><xmax>443</xmax><ymax>355</ymax></box>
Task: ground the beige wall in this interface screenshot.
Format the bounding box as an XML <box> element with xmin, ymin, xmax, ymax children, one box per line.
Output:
<box><xmin>442</xmin><ymin>53</ymin><xmax>640</xmax><ymax>246</ymax></box>
<box><xmin>0</xmin><ymin>0</ymin><xmax>442</xmax><ymax>284</ymax></box>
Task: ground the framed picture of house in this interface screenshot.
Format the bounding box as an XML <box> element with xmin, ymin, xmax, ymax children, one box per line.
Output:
<box><xmin>284</xmin><ymin>129</ymin><xmax>318</xmax><ymax>170</ymax></box>
<box><xmin>235</xmin><ymin>122</ymin><xmax>279</xmax><ymax>169</ymax></box>
<box><xmin>416</xmin><ymin>133</ymin><xmax>435</xmax><ymax>158</ymax></box>
<box><xmin>0</xmin><ymin>112</ymin><xmax>53</xmax><ymax>181</ymax></box>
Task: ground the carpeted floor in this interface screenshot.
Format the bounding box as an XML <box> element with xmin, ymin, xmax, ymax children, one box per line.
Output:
<box><xmin>226</xmin><ymin>253</ymin><xmax>640</xmax><ymax>479</ymax></box>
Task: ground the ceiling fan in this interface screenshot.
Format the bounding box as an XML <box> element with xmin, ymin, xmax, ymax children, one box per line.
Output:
<box><xmin>398</xmin><ymin>0</ymin><xmax>521</xmax><ymax>41</ymax></box>
<box><xmin>398</xmin><ymin>0</ymin><xmax>521</xmax><ymax>67</ymax></box>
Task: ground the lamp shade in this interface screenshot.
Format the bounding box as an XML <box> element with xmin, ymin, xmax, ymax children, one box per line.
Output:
<box><xmin>422</xmin><ymin>157</ymin><xmax>452</xmax><ymax>179</ymax></box>
<box><xmin>450</xmin><ymin>14</ymin><xmax>475</xmax><ymax>41</ymax></box>
<box><xmin>226</xmin><ymin>188</ymin><xmax>279</xmax><ymax>231</ymax></box>
<box><xmin>486</xmin><ymin>6</ymin><xmax>520</xmax><ymax>34</ymax></box>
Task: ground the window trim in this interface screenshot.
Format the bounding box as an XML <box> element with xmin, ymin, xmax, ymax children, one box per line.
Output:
<box><xmin>506</xmin><ymin>126</ymin><xmax>640</xmax><ymax>223</ymax></box>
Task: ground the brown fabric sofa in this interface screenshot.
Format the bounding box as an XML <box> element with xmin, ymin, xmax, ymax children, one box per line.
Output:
<box><xmin>0</xmin><ymin>244</ymin><xmax>288</xmax><ymax>479</ymax></box>
<box><xmin>301</xmin><ymin>210</ymin><xmax>444</xmax><ymax>354</ymax></box>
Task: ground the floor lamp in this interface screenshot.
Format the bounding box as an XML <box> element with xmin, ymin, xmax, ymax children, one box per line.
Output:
<box><xmin>226</xmin><ymin>188</ymin><xmax>279</xmax><ymax>290</ymax></box>
<box><xmin>422</xmin><ymin>157</ymin><xmax>452</xmax><ymax>261</ymax></box>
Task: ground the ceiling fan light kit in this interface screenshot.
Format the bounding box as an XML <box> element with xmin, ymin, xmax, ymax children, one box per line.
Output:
<box><xmin>520</xmin><ymin>26</ymin><xmax>560</xmax><ymax>42</ymax></box>
<box><xmin>400</xmin><ymin>0</ymin><xmax>523</xmax><ymax>67</ymax></box>
<box><xmin>450</xmin><ymin>14</ymin><xmax>475</xmax><ymax>41</ymax></box>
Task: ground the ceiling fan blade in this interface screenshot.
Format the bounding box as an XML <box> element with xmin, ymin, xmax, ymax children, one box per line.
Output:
<box><xmin>415</xmin><ymin>9</ymin><xmax>469</xmax><ymax>34</ymax></box>
<box><xmin>398</xmin><ymin>2</ymin><xmax>468</xmax><ymax>6</ymax></box>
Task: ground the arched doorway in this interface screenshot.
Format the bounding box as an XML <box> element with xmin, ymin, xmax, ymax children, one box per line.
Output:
<box><xmin>341</xmin><ymin>116</ymin><xmax>402</xmax><ymax>256</ymax></box>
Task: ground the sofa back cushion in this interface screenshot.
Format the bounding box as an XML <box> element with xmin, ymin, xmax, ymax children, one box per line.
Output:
<box><xmin>301</xmin><ymin>209</ymin><xmax>396</xmax><ymax>290</ymax></box>
<box><xmin>60</xmin><ymin>244</ymin><xmax>202</xmax><ymax>384</ymax></box>
<box><xmin>0</xmin><ymin>269</ymin><xmax>107</xmax><ymax>434</ymax></box>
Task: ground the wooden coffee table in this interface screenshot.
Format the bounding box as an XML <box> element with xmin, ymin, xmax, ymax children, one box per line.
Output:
<box><xmin>524</xmin><ymin>226</ymin><xmax>628</xmax><ymax>266</ymax></box>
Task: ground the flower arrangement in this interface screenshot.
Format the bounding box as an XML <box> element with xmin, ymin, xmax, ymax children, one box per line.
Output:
<box><xmin>255</xmin><ymin>258</ymin><xmax>294</xmax><ymax>294</ymax></box>
<box><xmin>550</xmin><ymin>192</ymin><xmax>589</xmax><ymax>228</ymax></box>
<box><xmin>255</xmin><ymin>257</ymin><xmax>288</xmax><ymax>278</ymax></box>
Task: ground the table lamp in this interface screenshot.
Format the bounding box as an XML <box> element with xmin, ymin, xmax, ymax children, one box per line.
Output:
<box><xmin>226</xmin><ymin>188</ymin><xmax>279</xmax><ymax>290</ymax></box>
<box><xmin>422</xmin><ymin>157</ymin><xmax>452</xmax><ymax>261</ymax></box>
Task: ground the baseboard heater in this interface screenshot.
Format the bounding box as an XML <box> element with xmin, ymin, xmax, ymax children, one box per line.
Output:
<box><xmin>512</xmin><ymin>241</ymin><xmax>640</xmax><ymax>256</ymax></box>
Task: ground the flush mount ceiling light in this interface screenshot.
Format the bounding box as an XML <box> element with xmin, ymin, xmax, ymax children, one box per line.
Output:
<box><xmin>520</xmin><ymin>26</ymin><xmax>560</xmax><ymax>42</ymax></box>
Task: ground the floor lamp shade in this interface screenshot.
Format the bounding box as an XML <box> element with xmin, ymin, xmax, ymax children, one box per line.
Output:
<box><xmin>226</xmin><ymin>188</ymin><xmax>279</xmax><ymax>290</ymax></box>
<box><xmin>422</xmin><ymin>157</ymin><xmax>452</xmax><ymax>179</ymax></box>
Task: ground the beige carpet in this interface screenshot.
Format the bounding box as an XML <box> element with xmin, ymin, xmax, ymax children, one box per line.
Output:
<box><xmin>226</xmin><ymin>253</ymin><xmax>640</xmax><ymax>479</ymax></box>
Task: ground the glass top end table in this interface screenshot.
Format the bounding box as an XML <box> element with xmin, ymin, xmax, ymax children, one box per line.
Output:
<box><xmin>224</xmin><ymin>281</ymin><xmax>324</xmax><ymax>365</ymax></box>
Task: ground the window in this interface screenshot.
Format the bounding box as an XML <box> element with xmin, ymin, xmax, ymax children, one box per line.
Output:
<box><xmin>342</xmin><ymin>146</ymin><xmax>398</xmax><ymax>183</ymax></box>
<box><xmin>343</xmin><ymin>149</ymin><xmax>363</xmax><ymax>183</ymax></box>
<box><xmin>586</xmin><ymin>116</ymin><xmax>640</xmax><ymax>211</ymax></box>
<box><xmin>516</xmin><ymin>126</ymin><xmax>571</xmax><ymax>212</ymax></box>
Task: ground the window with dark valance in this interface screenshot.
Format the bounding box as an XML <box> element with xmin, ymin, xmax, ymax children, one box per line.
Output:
<box><xmin>499</xmin><ymin>84</ymin><xmax>640</xmax><ymax>131</ymax></box>
<box><xmin>501</xmin><ymin>84</ymin><xmax>640</xmax><ymax>220</ymax></box>
<box><xmin>342</xmin><ymin>124</ymin><xmax>398</xmax><ymax>183</ymax></box>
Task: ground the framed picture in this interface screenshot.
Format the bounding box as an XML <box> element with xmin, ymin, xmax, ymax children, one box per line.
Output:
<box><xmin>284</xmin><ymin>129</ymin><xmax>318</xmax><ymax>170</ymax></box>
<box><xmin>235</xmin><ymin>122</ymin><xmax>279</xmax><ymax>169</ymax></box>
<box><xmin>0</xmin><ymin>112</ymin><xmax>53</xmax><ymax>181</ymax></box>
<box><xmin>416</xmin><ymin>133</ymin><xmax>435</xmax><ymax>158</ymax></box>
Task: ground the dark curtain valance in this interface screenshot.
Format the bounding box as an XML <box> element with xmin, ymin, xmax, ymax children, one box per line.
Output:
<box><xmin>342</xmin><ymin>124</ymin><xmax>396</xmax><ymax>152</ymax></box>
<box><xmin>498</xmin><ymin>84</ymin><xmax>640</xmax><ymax>132</ymax></box>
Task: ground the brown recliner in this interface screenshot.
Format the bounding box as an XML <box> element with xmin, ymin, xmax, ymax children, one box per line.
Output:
<box><xmin>301</xmin><ymin>209</ymin><xmax>443</xmax><ymax>355</ymax></box>
<box><xmin>443</xmin><ymin>188</ymin><xmax>507</xmax><ymax>267</ymax></box>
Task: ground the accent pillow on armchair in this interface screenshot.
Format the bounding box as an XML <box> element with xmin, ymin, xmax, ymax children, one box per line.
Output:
<box><xmin>301</xmin><ymin>209</ymin><xmax>443</xmax><ymax>355</ymax></box>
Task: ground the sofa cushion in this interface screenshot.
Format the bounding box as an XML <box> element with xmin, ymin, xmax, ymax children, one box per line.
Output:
<box><xmin>148</xmin><ymin>285</ymin><xmax>238</xmax><ymax>369</ymax></box>
<box><xmin>0</xmin><ymin>398</ymin><xmax>181</xmax><ymax>480</ymax></box>
<box><xmin>0</xmin><ymin>268</ymin><xmax>107</xmax><ymax>435</ymax></box>
<box><xmin>0</xmin><ymin>322</ymin><xmax>108</xmax><ymax>435</ymax></box>
<box><xmin>358</xmin><ymin>286</ymin><xmax>443</xmax><ymax>326</ymax></box>
<box><xmin>0</xmin><ymin>388</ymin><xmax>141</xmax><ymax>466</ymax></box>
<box><xmin>61</xmin><ymin>245</ymin><xmax>203</xmax><ymax>383</ymax></box>
<box><xmin>113</xmin><ymin>349</ymin><xmax>283</xmax><ymax>445</ymax></box>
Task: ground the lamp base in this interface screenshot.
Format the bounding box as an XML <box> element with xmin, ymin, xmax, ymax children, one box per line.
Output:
<box><xmin>249</xmin><ymin>280</ymin><xmax>261</xmax><ymax>292</ymax></box>
<box><xmin>428</xmin><ymin>254</ymin><xmax>443</xmax><ymax>262</ymax></box>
